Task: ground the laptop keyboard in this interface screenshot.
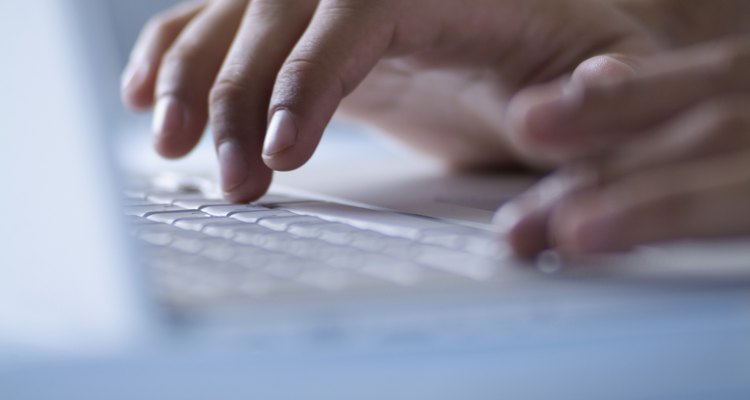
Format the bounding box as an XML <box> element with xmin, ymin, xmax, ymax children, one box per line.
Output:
<box><xmin>125</xmin><ymin>179</ymin><xmax>511</xmax><ymax>306</ymax></box>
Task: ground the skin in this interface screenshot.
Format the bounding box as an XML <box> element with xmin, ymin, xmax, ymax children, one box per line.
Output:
<box><xmin>121</xmin><ymin>0</ymin><xmax>657</xmax><ymax>203</ymax></box>
<box><xmin>500</xmin><ymin>39</ymin><xmax>750</xmax><ymax>258</ymax></box>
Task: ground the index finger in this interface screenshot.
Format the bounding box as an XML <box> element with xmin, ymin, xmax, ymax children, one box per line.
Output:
<box><xmin>261</xmin><ymin>0</ymin><xmax>395</xmax><ymax>171</ymax></box>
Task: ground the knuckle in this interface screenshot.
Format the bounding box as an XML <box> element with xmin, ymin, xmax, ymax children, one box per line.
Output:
<box><xmin>316</xmin><ymin>0</ymin><xmax>385</xmax><ymax>27</ymax></box>
<box><xmin>156</xmin><ymin>46</ymin><xmax>204</xmax><ymax>95</ymax></box>
<box><xmin>208</xmin><ymin>79</ymin><xmax>256</xmax><ymax>139</ymax></box>
<box><xmin>276</xmin><ymin>58</ymin><xmax>348</xmax><ymax>103</ymax></box>
<box><xmin>209</xmin><ymin>79</ymin><xmax>250</xmax><ymax>107</ymax></box>
<box><xmin>279</xmin><ymin>58</ymin><xmax>321</xmax><ymax>81</ymax></box>
<box><xmin>144</xmin><ymin>12</ymin><xmax>181</xmax><ymax>39</ymax></box>
<box><xmin>162</xmin><ymin>41</ymin><xmax>203</xmax><ymax>69</ymax></box>
<box><xmin>246</xmin><ymin>0</ymin><xmax>289</xmax><ymax>19</ymax></box>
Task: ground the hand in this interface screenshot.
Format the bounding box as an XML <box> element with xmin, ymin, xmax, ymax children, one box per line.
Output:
<box><xmin>121</xmin><ymin>0</ymin><xmax>656</xmax><ymax>202</ymax></box>
<box><xmin>497</xmin><ymin>39</ymin><xmax>750</xmax><ymax>258</ymax></box>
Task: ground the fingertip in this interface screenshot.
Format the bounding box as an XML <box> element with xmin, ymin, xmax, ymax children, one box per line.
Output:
<box><xmin>121</xmin><ymin>61</ymin><xmax>156</xmax><ymax>111</ymax></box>
<box><xmin>152</xmin><ymin>135</ymin><xmax>195</xmax><ymax>160</ymax></box>
<box><xmin>222</xmin><ymin>167</ymin><xmax>273</xmax><ymax>203</ymax></box>
<box><xmin>494</xmin><ymin>200</ymin><xmax>551</xmax><ymax>260</ymax></box>
<box><xmin>571</xmin><ymin>54</ymin><xmax>637</xmax><ymax>86</ymax></box>
<box><xmin>261</xmin><ymin>109</ymin><xmax>316</xmax><ymax>171</ymax></box>
<box><xmin>151</xmin><ymin>95</ymin><xmax>206</xmax><ymax>159</ymax></box>
<box><xmin>261</xmin><ymin>149</ymin><xmax>313</xmax><ymax>171</ymax></box>
<box><xmin>216</xmin><ymin>139</ymin><xmax>274</xmax><ymax>203</ymax></box>
<box><xmin>550</xmin><ymin>193</ymin><xmax>622</xmax><ymax>255</ymax></box>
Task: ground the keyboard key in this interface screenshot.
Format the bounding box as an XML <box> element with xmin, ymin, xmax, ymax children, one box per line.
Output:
<box><xmin>311</xmin><ymin>223</ymin><xmax>361</xmax><ymax>245</ymax></box>
<box><xmin>231</xmin><ymin>248</ymin><xmax>285</xmax><ymax>269</ymax></box>
<box><xmin>200</xmin><ymin>242</ymin><xmax>240</xmax><ymax>262</ymax></box>
<box><xmin>282</xmin><ymin>239</ymin><xmax>343</xmax><ymax>261</ymax></box>
<box><xmin>257</xmin><ymin>215</ymin><xmax>328</xmax><ymax>231</ymax></box>
<box><xmin>147</xmin><ymin>211</ymin><xmax>211</xmax><ymax>224</ymax></box>
<box><xmin>256</xmin><ymin>193</ymin><xmax>309</xmax><ymax>206</ymax></box>
<box><xmin>261</xmin><ymin>257</ymin><xmax>325</xmax><ymax>278</ymax></box>
<box><xmin>203</xmin><ymin>222</ymin><xmax>270</xmax><ymax>239</ymax></box>
<box><xmin>174</xmin><ymin>216</ymin><xmax>240</xmax><ymax>232</ymax></box>
<box><xmin>124</xmin><ymin>204</ymin><xmax>185</xmax><ymax>217</ymax></box>
<box><xmin>170</xmin><ymin>232</ymin><xmax>225</xmax><ymax>254</ymax></box>
<box><xmin>201</xmin><ymin>204</ymin><xmax>269</xmax><ymax>217</ymax></box>
<box><xmin>233</xmin><ymin>230</ymin><xmax>287</xmax><ymax>247</ymax></box>
<box><xmin>349</xmin><ymin>231</ymin><xmax>391</xmax><ymax>252</ymax></box>
<box><xmin>320</xmin><ymin>247</ymin><xmax>366</xmax><ymax>269</ymax></box>
<box><xmin>173</xmin><ymin>199</ymin><xmax>230</xmax><ymax>210</ymax></box>
<box><xmin>136</xmin><ymin>225</ymin><xmax>182</xmax><ymax>246</ymax></box>
<box><xmin>413</xmin><ymin>246</ymin><xmax>496</xmax><ymax>279</ymax></box>
<box><xmin>377</xmin><ymin>237</ymin><xmax>424</xmax><ymax>259</ymax></box>
<box><xmin>231</xmin><ymin>210</ymin><xmax>296</xmax><ymax>223</ymax></box>
<box><xmin>419</xmin><ymin>228</ymin><xmax>500</xmax><ymax>257</ymax></box>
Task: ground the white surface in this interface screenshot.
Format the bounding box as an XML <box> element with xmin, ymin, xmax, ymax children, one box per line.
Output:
<box><xmin>0</xmin><ymin>1</ymin><xmax>151</xmax><ymax>354</ymax></box>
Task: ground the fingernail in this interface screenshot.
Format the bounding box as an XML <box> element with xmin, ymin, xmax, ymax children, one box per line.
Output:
<box><xmin>493</xmin><ymin>201</ymin><xmax>524</xmax><ymax>235</ymax></box>
<box><xmin>218</xmin><ymin>140</ymin><xmax>249</xmax><ymax>193</ymax></box>
<box><xmin>152</xmin><ymin>96</ymin><xmax>186</xmax><ymax>138</ymax></box>
<box><xmin>121</xmin><ymin>61</ymin><xmax>149</xmax><ymax>93</ymax></box>
<box><xmin>263</xmin><ymin>109</ymin><xmax>298</xmax><ymax>157</ymax></box>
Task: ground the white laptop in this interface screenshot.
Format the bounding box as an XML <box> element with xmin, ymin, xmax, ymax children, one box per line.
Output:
<box><xmin>3</xmin><ymin>1</ymin><xmax>750</xmax><ymax>399</ymax></box>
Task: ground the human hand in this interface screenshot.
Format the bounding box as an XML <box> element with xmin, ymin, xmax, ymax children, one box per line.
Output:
<box><xmin>121</xmin><ymin>0</ymin><xmax>656</xmax><ymax>202</ymax></box>
<box><xmin>497</xmin><ymin>39</ymin><xmax>750</xmax><ymax>258</ymax></box>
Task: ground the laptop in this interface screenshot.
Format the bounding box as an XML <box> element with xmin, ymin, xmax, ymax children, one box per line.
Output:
<box><xmin>3</xmin><ymin>1</ymin><xmax>750</xmax><ymax>399</ymax></box>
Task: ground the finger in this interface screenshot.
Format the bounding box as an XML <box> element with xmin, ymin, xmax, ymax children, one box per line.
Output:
<box><xmin>263</xmin><ymin>0</ymin><xmax>396</xmax><ymax>171</ymax></box>
<box><xmin>599</xmin><ymin>96</ymin><xmax>750</xmax><ymax>181</ymax></box>
<box><xmin>152</xmin><ymin>0</ymin><xmax>248</xmax><ymax>159</ymax></box>
<box><xmin>208</xmin><ymin>0</ymin><xmax>319</xmax><ymax>202</ymax></box>
<box><xmin>494</xmin><ymin>167</ymin><xmax>599</xmax><ymax>259</ymax></box>
<box><xmin>550</xmin><ymin>151</ymin><xmax>750</xmax><ymax>255</ymax></box>
<box><xmin>515</xmin><ymin>41</ymin><xmax>750</xmax><ymax>159</ymax></box>
<box><xmin>506</xmin><ymin>54</ymin><xmax>638</xmax><ymax>166</ymax></box>
<box><xmin>570</xmin><ymin>54</ymin><xmax>639</xmax><ymax>85</ymax></box>
<box><xmin>495</xmin><ymin>196</ymin><xmax>553</xmax><ymax>260</ymax></box>
<box><xmin>121</xmin><ymin>1</ymin><xmax>205</xmax><ymax>110</ymax></box>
